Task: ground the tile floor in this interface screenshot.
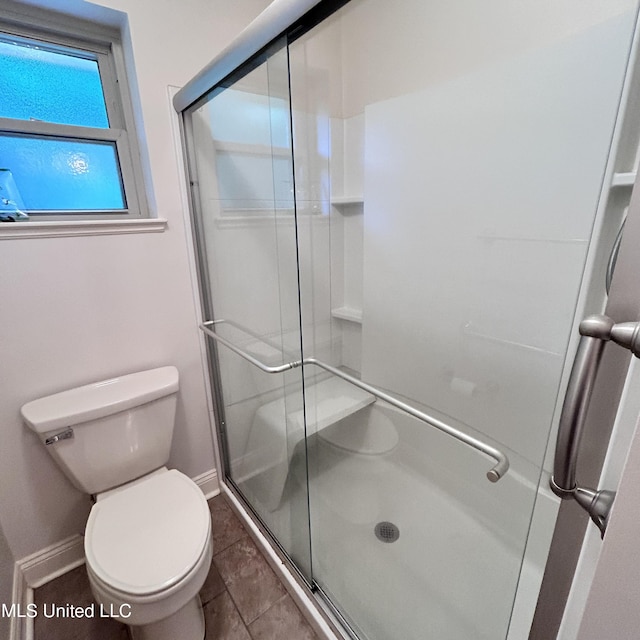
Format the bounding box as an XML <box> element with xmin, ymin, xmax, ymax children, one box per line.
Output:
<box><xmin>34</xmin><ymin>494</ymin><xmax>320</xmax><ymax>640</ymax></box>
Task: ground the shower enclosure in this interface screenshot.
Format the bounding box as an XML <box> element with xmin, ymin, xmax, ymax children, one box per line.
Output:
<box><xmin>175</xmin><ymin>1</ymin><xmax>640</xmax><ymax>638</ymax></box>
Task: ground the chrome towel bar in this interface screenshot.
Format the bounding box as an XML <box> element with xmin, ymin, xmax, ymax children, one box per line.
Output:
<box><xmin>200</xmin><ymin>320</ymin><xmax>509</xmax><ymax>483</ymax></box>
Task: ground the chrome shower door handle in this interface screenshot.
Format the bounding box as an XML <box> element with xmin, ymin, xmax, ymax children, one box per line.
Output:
<box><xmin>551</xmin><ymin>314</ymin><xmax>640</xmax><ymax>537</ymax></box>
<box><xmin>551</xmin><ymin>317</ymin><xmax>612</xmax><ymax>498</ymax></box>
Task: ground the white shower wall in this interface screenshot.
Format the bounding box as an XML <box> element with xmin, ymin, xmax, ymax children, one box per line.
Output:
<box><xmin>337</xmin><ymin>0</ymin><xmax>637</xmax><ymax>118</ymax></box>
<box><xmin>285</xmin><ymin>8</ymin><xmax>639</xmax><ymax>634</ymax></box>
<box><xmin>286</xmin><ymin>0</ymin><xmax>639</xmax><ymax>471</ymax></box>
<box><xmin>360</xmin><ymin>11</ymin><xmax>636</xmax><ymax>470</ymax></box>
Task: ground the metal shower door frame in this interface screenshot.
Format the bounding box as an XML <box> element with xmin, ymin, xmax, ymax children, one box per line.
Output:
<box><xmin>178</xmin><ymin>33</ymin><xmax>325</xmax><ymax>587</ymax></box>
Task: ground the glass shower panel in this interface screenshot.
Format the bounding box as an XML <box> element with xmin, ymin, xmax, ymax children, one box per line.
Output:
<box><xmin>186</xmin><ymin>42</ymin><xmax>312</xmax><ymax>577</ymax></box>
<box><xmin>288</xmin><ymin>1</ymin><xmax>638</xmax><ymax>639</ymax></box>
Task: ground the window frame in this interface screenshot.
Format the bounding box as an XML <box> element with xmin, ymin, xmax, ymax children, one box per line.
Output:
<box><xmin>0</xmin><ymin>6</ymin><xmax>149</xmax><ymax>221</ymax></box>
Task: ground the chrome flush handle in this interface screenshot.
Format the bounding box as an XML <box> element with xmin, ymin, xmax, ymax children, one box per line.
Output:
<box><xmin>551</xmin><ymin>314</ymin><xmax>640</xmax><ymax>537</ymax></box>
<box><xmin>44</xmin><ymin>427</ymin><xmax>74</xmax><ymax>446</ymax></box>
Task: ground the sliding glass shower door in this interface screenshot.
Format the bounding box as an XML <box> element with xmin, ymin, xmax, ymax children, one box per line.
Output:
<box><xmin>286</xmin><ymin>2</ymin><xmax>638</xmax><ymax>637</ymax></box>
<box><xmin>185</xmin><ymin>40</ymin><xmax>313</xmax><ymax>578</ymax></box>
<box><xmin>181</xmin><ymin>1</ymin><xmax>640</xmax><ymax>638</ymax></box>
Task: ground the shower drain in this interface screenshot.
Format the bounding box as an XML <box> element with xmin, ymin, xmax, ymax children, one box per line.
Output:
<box><xmin>374</xmin><ymin>521</ymin><xmax>400</xmax><ymax>543</ymax></box>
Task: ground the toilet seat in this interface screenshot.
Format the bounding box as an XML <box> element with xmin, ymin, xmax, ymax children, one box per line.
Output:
<box><xmin>85</xmin><ymin>469</ymin><xmax>211</xmax><ymax>597</ymax></box>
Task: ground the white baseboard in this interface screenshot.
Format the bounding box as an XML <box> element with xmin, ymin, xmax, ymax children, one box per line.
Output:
<box><xmin>19</xmin><ymin>535</ymin><xmax>86</xmax><ymax>591</ymax></box>
<box><xmin>10</xmin><ymin>535</ymin><xmax>84</xmax><ymax>640</ymax></box>
<box><xmin>10</xmin><ymin>467</ymin><xmax>219</xmax><ymax>640</ymax></box>
<box><xmin>9</xmin><ymin>558</ymin><xmax>31</xmax><ymax>640</ymax></box>
<box><xmin>192</xmin><ymin>468</ymin><xmax>219</xmax><ymax>499</ymax></box>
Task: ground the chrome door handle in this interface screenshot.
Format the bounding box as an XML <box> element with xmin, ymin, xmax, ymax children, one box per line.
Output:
<box><xmin>551</xmin><ymin>314</ymin><xmax>640</xmax><ymax>536</ymax></box>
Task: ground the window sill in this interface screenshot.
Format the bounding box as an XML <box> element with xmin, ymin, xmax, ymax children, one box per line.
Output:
<box><xmin>0</xmin><ymin>218</ymin><xmax>168</xmax><ymax>240</ymax></box>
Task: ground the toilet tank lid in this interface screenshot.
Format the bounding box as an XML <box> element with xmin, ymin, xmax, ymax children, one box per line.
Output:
<box><xmin>21</xmin><ymin>366</ymin><xmax>179</xmax><ymax>433</ymax></box>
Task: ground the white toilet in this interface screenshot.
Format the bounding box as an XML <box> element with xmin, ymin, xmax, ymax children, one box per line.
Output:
<box><xmin>21</xmin><ymin>366</ymin><xmax>212</xmax><ymax>640</ymax></box>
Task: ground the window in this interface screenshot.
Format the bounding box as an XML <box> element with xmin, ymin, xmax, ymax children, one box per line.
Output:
<box><xmin>0</xmin><ymin>8</ymin><xmax>148</xmax><ymax>221</ymax></box>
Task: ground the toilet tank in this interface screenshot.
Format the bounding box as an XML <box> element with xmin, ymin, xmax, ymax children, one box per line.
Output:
<box><xmin>21</xmin><ymin>367</ymin><xmax>179</xmax><ymax>495</ymax></box>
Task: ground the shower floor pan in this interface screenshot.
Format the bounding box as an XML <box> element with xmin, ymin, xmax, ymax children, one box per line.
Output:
<box><xmin>280</xmin><ymin>402</ymin><xmax>543</xmax><ymax>640</ymax></box>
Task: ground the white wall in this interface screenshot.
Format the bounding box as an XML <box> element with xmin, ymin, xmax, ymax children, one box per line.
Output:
<box><xmin>0</xmin><ymin>0</ymin><xmax>270</xmax><ymax>560</ymax></box>
<box><xmin>338</xmin><ymin>0</ymin><xmax>636</xmax><ymax>118</ymax></box>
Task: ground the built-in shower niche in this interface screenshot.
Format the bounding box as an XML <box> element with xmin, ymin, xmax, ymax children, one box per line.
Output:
<box><xmin>328</xmin><ymin>113</ymin><xmax>365</xmax><ymax>375</ymax></box>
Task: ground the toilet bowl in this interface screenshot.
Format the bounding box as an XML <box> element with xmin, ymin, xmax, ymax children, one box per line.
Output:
<box><xmin>21</xmin><ymin>367</ymin><xmax>213</xmax><ymax>640</ymax></box>
<box><xmin>85</xmin><ymin>469</ymin><xmax>212</xmax><ymax>639</ymax></box>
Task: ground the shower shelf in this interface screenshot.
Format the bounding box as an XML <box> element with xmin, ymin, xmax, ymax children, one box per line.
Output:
<box><xmin>331</xmin><ymin>306</ymin><xmax>363</xmax><ymax>323</ymax></box>
<box><xmin>331</xmin><ymin>195</ymin><xmax>364</xmax><ymax>206</ymax></box>
<box><xmin>611</xmin><ymin>171</ymin><xmax>637</xmax><ymax>187</ymax></box>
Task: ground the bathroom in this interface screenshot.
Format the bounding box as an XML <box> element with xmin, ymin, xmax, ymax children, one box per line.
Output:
<box><xmin>2</xmin><ymin>0</ymin><xmax>640</xmax><ymax>638</ymax></box>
